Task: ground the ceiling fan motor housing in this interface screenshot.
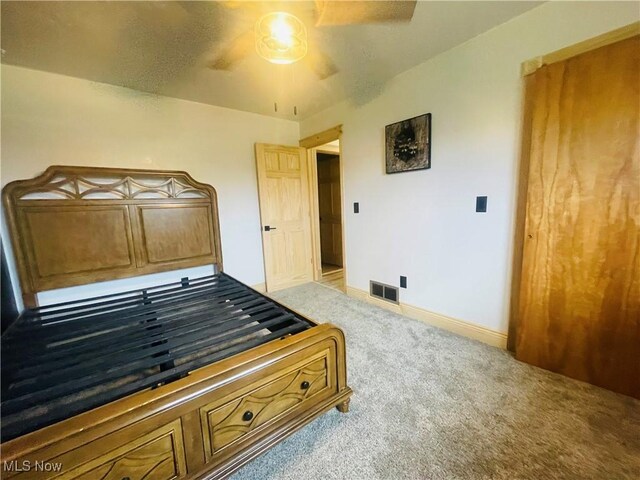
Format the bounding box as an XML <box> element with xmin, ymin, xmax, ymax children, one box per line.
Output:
<box><xmin>255</xmin><ymin>12</ymin><xmax>308</xmax><ymax>65</ymax></box>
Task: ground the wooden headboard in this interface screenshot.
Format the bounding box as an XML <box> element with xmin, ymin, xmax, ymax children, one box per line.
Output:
<box><xmin>3</xmin><ymin>166</ymin><xmax>223</xmax><ymax>307</ymax></box>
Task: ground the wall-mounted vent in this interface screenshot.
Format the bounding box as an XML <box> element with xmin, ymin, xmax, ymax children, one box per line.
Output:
<box><xmin>370</xmin><ymin>281</ymin><xmax>399</xmax><ymax>304</ymax></box>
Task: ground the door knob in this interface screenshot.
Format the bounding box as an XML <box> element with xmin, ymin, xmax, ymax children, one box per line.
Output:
<box><xmin>264</xmin><ymin>225</ymin><xmax>277</xmax><ymax>231</ymax></box>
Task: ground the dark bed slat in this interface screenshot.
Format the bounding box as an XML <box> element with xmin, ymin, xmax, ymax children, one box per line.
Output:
<box><xmin>1</xmin><ymin>273</ymin><xmax>312</xmax><ymax>440</ymax></box>
<box><xmin>7</xmin><ymin>297</ymin><xmax>272</xmax><ymax>374</ymax></box>
<box><xmin>1</xmin><ymin>294</ymin><xmax>259</xmax><ymax>371</ymax></box>
<box><xmin>2</xmin><ymin>289</ymin><xmax>261</xmax><ymax>364</ymax></box>
<box><xmin>2</xmin><ymin>281</ymin><xmax>248</xmax><ymax>351</ymax></box>
<box><xmin>5</xmin><ymin>284</ymin><xmax>248</xmax><ymax>349</ymax></box>
<box><xmin>5</xmin><ymin>306</ymin><xmax>289</xmax><ymax>397</ymax></box>
<box><xmin>2</xmin><ymin>309</ymin><xmax>300</xmax><ymax>413</ymax></box>
<box><xmin>11</xmin><ymin>277</ymin><xmax>241</xmax><ymax>334</ymax></box>
<box><xmin>25</xmin><ymin>274</ymin><xmax>220</xmax><ymax>316</ymax></box>
<box><xmin>0</xmin><ymin>321</ymin><xmax>306</xmax><ymax>440</ymax></box>
<box><xmin>16</xmin><ymin>275</ymin><xmax>235</xmax><ymax>328</ymax></box>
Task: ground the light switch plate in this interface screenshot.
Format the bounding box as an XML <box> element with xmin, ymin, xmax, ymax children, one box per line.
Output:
<box><xmin>476</xmin><ymin>196</ymin><xmax>487</xmax><ymax>213</ymax></box>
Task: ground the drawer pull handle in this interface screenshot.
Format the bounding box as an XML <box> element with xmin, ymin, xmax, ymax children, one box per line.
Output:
<box><xmin>122</xmin><ymin>477</ymin><xmax>131</xmax><ymax>480</ymax></box>
<box><xmin>300</xmin><ymin>381</ymin><xmax>310</xmax><ymax>390</ymax></box>
<box><xmin>242</xmin><ymin>410</ymin><xmax>254</xmax><ymax>421</ymax></box>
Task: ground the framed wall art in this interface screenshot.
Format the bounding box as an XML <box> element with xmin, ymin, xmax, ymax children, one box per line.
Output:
<box><xmin>385</xmin><ymin>113</ymin><xmax>431</xmax><ymax>174</ymax></box>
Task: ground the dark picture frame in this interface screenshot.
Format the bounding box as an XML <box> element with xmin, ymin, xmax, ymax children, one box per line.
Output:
<box><xmin>385</xmin><ymin>113</ymin><xmax>431</xmax><ymax>174</ymax></box>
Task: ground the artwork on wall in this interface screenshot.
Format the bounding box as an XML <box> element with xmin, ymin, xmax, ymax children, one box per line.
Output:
<box><xmin>385</xmin><ymin>113</ymin><xmax>431</xmax><ymax>174</ymax></box>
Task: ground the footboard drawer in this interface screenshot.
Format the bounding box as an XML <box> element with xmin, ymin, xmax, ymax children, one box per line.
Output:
<box><xmin>4</xmin><ymin>420</ymin><xmax>187</xmax><ymax>480</ymax></box>
<box><xmin>59</xmin><ymin>420</ymin><xmax>187</xmax><ymax>480</ymax></box>
<box><xmin>199</xmin><ymin>346</ymin><xmax>335</xmax><ymax>460</ymax></box>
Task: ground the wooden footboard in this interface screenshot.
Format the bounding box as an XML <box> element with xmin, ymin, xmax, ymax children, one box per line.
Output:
<box><xmin>1</xmin><ymin>324</ymin><xmax>352</xmax><ymax>480</ymax></box>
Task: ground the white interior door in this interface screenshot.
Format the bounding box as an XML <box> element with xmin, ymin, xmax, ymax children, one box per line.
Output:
<box><xmin>255</xmin><ymin>143</ymin><xmax>313</xmax><ymax>291</ymax></box>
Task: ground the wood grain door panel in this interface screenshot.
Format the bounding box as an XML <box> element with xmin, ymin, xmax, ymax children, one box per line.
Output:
<box><xmin>256</xmin><ymin>144</ymin><xmax>313</xmax><ymax>291</ymax></box>
<box><xmin>266</xmin><ymin>229</ymin><xmax>310</xmax><ymax>281</ymax></box>
<box><xmin>317</xmin><ymin>155</ymin><xmax>342</xmax><ymax>267</ymax></box>
<box><xmin>333</xmin><ymin>223</ymin><xmax>343</xmax><ymax>266</ymax></box>
<box><xmin>515</xmin><ymin>35</ymin><xmax>640</xmax><ymax>398</ymax></box>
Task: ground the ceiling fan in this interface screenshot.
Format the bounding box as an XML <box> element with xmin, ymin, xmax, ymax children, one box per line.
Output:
<box><xmin>209</xmin><ymin>0</ymin><xmax>417</xmax><ymax>80</ymax></box>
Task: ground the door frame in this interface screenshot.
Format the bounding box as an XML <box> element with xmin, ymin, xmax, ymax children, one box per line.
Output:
<box><xmin>507</xmin><ymin>21</ymin><xmax>640</xmax><ymax>352</ymax></box>
<box><xmin>299</xmin><ymin>125</ymin><xmax>345</xmax><ymax>282</ymax></box>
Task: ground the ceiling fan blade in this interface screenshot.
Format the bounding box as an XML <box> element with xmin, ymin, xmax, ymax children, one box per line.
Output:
<box><xmin>209</xmin><ymin>30</ymin><xmax>254</xmax><ymax>71</ymax></box>
<box><xmin>305</xmin><ymin>49</ymin><xmax>339</xmax><ymax>80</ymax></box>
<box><xmin>219</xmin><ymin>1</ymin><xmax>264</xmax><ymax>15</ymax></box>
<box><xmin>315</xmin><ymin>0</ymin><xmax>416</xmax><ymax>26</ymax></box>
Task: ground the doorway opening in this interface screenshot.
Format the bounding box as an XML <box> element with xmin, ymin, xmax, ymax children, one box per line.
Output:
<box><xmin>313</xmin><ymin>140</ymin><xmax>344</xmax><ymax>291</ymax></box>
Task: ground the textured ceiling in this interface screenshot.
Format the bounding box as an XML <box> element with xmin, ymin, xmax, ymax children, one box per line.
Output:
<box><xmin>1</xmin><ymin>1</ymin><xmax>542</xmax><ymax>120</ymax></box>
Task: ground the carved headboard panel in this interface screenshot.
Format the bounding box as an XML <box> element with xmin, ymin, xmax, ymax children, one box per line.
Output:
<box><xmin>3</xmin><ymin>166</ymin><xmax>223</xmax><ymax>306</ymax></box>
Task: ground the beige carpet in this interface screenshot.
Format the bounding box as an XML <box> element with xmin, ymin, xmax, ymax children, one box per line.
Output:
<box><xmin>232</xmin><ymin>283</ymin><xmax>640</xmax><ymax>480</ymax></box>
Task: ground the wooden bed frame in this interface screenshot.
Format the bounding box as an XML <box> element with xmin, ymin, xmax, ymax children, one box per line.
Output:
<box><xmin>1</xmin><ymin>166</ymin><xmax>352</xmax><ymax>479</ymax></box>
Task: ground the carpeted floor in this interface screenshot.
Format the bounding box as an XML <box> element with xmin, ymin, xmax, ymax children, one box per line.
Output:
<box><xmin>232</xmin><ymin>283</ymin><xmax>640</xmax><ymax>480</ymax></box>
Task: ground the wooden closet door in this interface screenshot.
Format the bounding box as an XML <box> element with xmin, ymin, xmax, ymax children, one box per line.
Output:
<box><xmin>515</xmin><ymin>36</ymin><xmax>639</xmax><ymax>398</ymax></box>
<box><xmin>317</xmin><ymin>155</ymin><xmax>343</xmax><ymax>267</ymax></box>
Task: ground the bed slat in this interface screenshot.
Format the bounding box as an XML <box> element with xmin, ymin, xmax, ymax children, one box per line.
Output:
<box><xmin>0</xmin><ymin>273</ymin><xmax>312</xmax><ymax>441</ymax></box>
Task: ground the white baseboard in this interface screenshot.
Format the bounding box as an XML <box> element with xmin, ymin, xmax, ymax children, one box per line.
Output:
<box><xmin>345</xmin><ymin>286</ymin><xmax>507</xmax><ymax>349</ymax></box>
<box><xmin>251</xmin><ymin>282</ymin><xmax>266</xmax><ymax>293</ymax></box>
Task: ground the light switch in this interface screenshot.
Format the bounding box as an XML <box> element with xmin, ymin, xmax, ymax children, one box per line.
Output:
<box><xmin>476</xmin><ymin>196</ymin><xmax>487</xmax><ymax>213</ymax></box>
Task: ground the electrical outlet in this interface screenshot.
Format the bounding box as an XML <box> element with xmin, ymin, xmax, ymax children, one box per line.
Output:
<box><xmin>400</xmin><ymin>276</ymin><xmax>407</xmax><ymax>288</ymax></box>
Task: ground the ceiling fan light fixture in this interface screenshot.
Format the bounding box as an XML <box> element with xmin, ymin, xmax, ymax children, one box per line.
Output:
<box><xmin>255</xmin><ymin>12</ymin><xmax>307</xmax><ymax>65</ymax></box>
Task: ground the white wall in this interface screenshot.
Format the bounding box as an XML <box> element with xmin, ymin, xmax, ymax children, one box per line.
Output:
<box><xmin>300</xmin><ymin>1</ymin><xmax>639</xmax><ymax>333</ymax></box>
<box><xmin>1</xmin><ymin>65</ymin><xmax>300</xmax><ymax>306</ymax></box>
